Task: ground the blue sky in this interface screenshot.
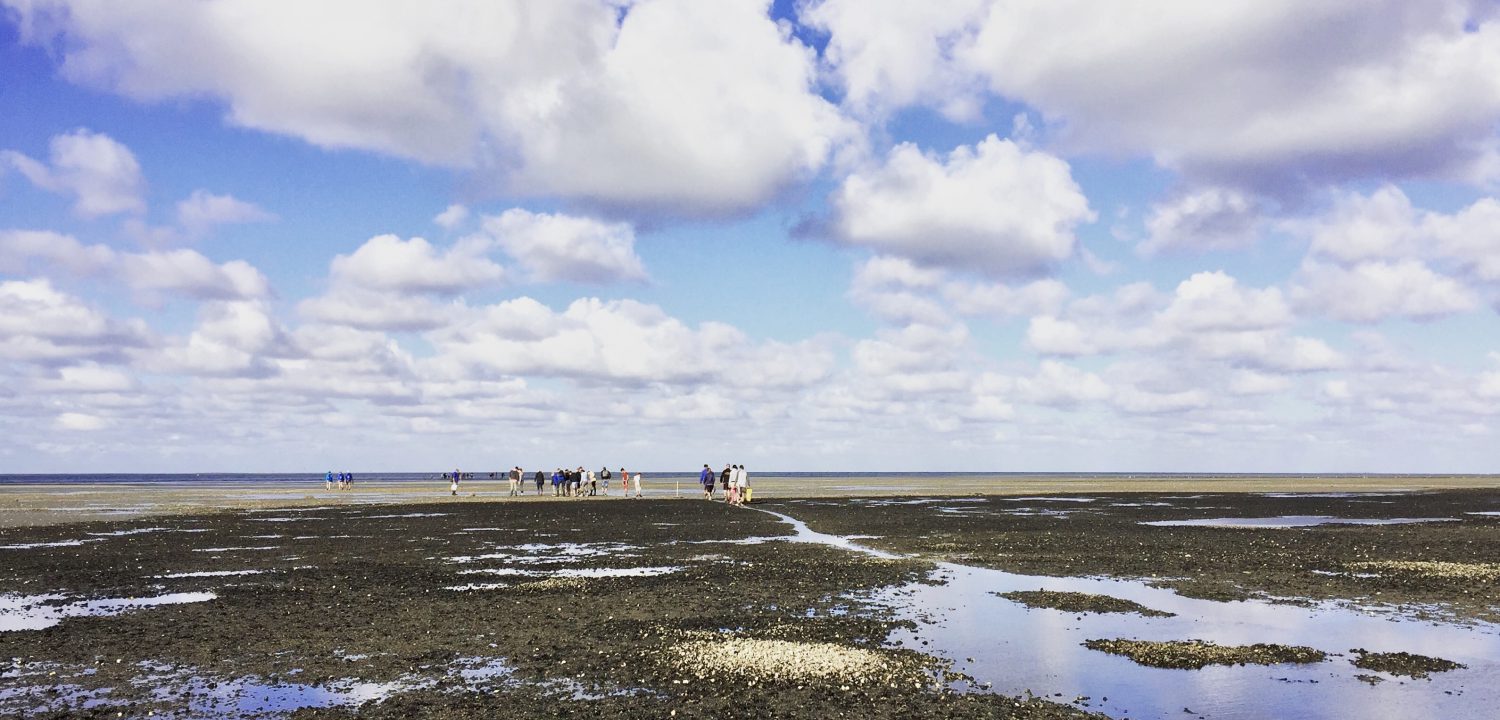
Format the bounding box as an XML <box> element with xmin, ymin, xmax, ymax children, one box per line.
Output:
<box><xmin>2</xmin><ymin>0</ymin><xmax>1499</xmax><ymax>473</ymax></box>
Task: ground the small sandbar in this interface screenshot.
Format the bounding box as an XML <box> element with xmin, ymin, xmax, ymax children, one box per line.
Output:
<box><xmin>1083</xmin><ymin>639</ymin><xmax>1326</xmax><ymax>669</ymax></box>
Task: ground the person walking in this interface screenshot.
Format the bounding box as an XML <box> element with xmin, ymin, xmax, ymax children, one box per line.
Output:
<box><xmin>508</xmin><ymin>467</ymin><xmax>521</xmax><ymax>497</ymax></box>
<box><xmin>325</xmin><ymin>471</ymin><xmax>334</xmax><ymax>491</ymax></box>
<box><xmin>738</xmin><ymin>465</ymin><xmax>751</xmax><ymax>504</ymax></box>
<box><xmin>600</xmin><ymin>466</ymin><xmax>612</xmax><ymax>495</ymax></box>
<box><xmin>632</xmin><ymin>469</ymin><xmax>643</xmax><ymax>498</ymax></box>
<box><xmin>587</xmin><ymin>468</ymin><xmax>598</xmax><ymax>496</ymax></box>
<box><xmin>700</xmin><ymin>464</ymin><xmax>714</xmax><ymax>499</ymax></box>
<box><xmin>551</xmin><ymin>468</ymin><xmax>563</xmax><ymax>496</ymax></box>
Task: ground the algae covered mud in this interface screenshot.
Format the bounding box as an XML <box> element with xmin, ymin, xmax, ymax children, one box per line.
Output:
<box><xmin>1</xmin><ymin>487</ymin><xmax>1498</xmax><ymax>718</ymax></box>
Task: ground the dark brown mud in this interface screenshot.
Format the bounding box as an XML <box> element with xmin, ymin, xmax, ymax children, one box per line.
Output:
<box><xmin>0</xmin><ymin>499</ymin><xmax>1101</xmax><ymax>719</ymax></box>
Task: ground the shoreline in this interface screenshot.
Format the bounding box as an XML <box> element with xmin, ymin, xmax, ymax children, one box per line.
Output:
<box><xmin>4</xmin><ymin>473</ymin><xmax>1497</xmax><ymax>529</ymax></box>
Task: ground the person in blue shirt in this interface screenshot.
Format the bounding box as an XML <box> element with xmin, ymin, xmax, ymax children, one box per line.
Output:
<box><xmin>699</xmin><ymin>464</ymin><xmax>714</xmax><ymax>499</ymax></box>
<box><xmin>325</xmin><ymin>471</ymin><xmax>334</xmax><ymax>491</ymax></box>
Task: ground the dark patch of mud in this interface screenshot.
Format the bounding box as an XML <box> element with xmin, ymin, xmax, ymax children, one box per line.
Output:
<box><xmin>996</xmin><ymin>590</ymin><xmax>1173</xmax><ymax>617</ymax></box>
<box><xmin>1349</xmin><ymin>649</ymin><xmax>1466</xmax><ymax>679</ymax></box>
<box><xmin>767</xmin><ymin>489</ymin><xmax>1500</xmax><ymax>622</ymax></box>
<box><xmin>1082</xmin><ymin>639</ymin><xmax>1327</xmax><ymax>669</ymax></box>
<box><xmin>0</xmin><ymin>500</ymin><xmax>1103</xmax><ymax>719</ymax></box>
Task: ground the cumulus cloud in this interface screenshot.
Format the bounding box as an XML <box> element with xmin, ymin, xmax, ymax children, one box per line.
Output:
<box><xmin>809</xmin><ymin>0</ymin><xmax>1500</xmax><ymax>188</ymax></box>
<box><xmin>152</xmin><ymin>300</ymin><xmax>288</xmax><ymax>377</ymax></box>
<box><xmin>828</xmin><ymin>135</ymin><xmax>1093</xmax><ymax>277</ymax></box>
<box><xmin>803</xmin><ymin>0</ymin><xmax>989</xmax><ymax>120</ymax></box>
<box><xmin>1292</xmin><ymin>259</ymin><xmax>1479</xmax><ymax>323</ymax></box>
<box><xmin>0</xmin><ymin>278</ymin><xmax>151</xmax><ymax>364</ymax></box>
<box><xmin>482</xmin><ymin>209</ymin><xmax>647</xmax><ymax>284</ymax></box>
<box><xmin>327</xmin><ymin>234</ymin><xmax>503</xmax><ymax>295</ymax></box>
<box><xmin>175</xmin><ymin>190</ymin><xmax>274</xmax><ymax>237</ymax></box>
<box><xmin>2</xmin><ymin>128</ymin><xmax>145</xmax><ymax>216</ymax></box>
<box><xmin>119</xmin><ymin>250</ymin><xmax>270</xmax><ymax>301</ymax></box>
<box><xmin>0</xmin><ymin>229</ymin><xmax>115</xmax><ymax>275</ymax></box>
<box><xmin>1026</xmin><ymin>271</ymin><xmax>1343</xmax><ymax>374</ymax></box>
<box><xmin>10</xmin><ymin>0</ymin><xmax>851</xmax><ymax>215</ymax></box>
<box><xmin>432</xmin><ymin>296</ymin><xmax>787</xmax><ymax>386</ymax></box>
<box><xmin>433</xmin><ymin>204</ymin><xmax>470</xmax><ymax>230</ymax></box>
<box><xmin>1140</xmin><ymin>187</ymin><xmax>1264</xmax><ymax>254</ymax></box>
<box><xmin>1</xmin><ymin>230</ymin><xmax>271</xmax><ymax>302</ymax></box>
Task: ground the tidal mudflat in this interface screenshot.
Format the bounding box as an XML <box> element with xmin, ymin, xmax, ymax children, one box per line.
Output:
<box><xmin>0</xmin><ymin>487</ymin><xmax>1497</xmax><ymax>718</ymax></box>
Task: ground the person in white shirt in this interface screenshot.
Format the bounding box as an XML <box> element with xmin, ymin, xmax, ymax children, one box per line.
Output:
<box><xmin>587</xmin><ymin>469</ymin><xmax>598</xmax><ymax>496</ymax></box>
<box><xmin>632</xmin><ymin>470</ymin><xmax>643</xmax><ymax>498</ymax></box>
<box><xmin>736</xmin><ymin>465</ymin><xmax>749</xmax><ymax>504</ymax></box>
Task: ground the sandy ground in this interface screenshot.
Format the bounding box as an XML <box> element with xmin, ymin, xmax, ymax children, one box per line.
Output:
<box><xmin>3</xmin><ymin>473</ymin><xmax>1496</xmax><ymax>528</ymax></box>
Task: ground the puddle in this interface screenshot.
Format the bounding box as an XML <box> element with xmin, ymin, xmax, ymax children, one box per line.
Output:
<box><xmin>1142</xmin><ymin>516</ymin><xmax>1458</xmax><ymax>529</ymax></box>
<box><xmin>1003</xmin><ymin>497</ymin><xmax>1097</xmax><ymax>503</ymax></box>
<box><xmin>194</xmin><ymin>546</ymin><xmax>280</xmax><ymax>552</ymax></box>
<box><xmin>157</xmin><ymin>570</ymin><xmax>265</xmax><ymax>579</ymax></box>
<box><xmin>877</xmin><ymin>562</ymin><xmax>1500</xmax><ymax>719</ymax></box>
<box><xmin>86</xmin><ymin>527</ymin><xmax>169</xmax><ymax>537</ymax></box>
<box><xmin>1261</xmin><ymin>492</ymin><xmax>1414</xmax><ymax>498</ymax></box>
<box><xmin>364</xmin><ymin>513</ymin><xmax>450</xmax><ymax>519</ymax></box>
<box><xmin>761</xmin><ymin>507</ymin><xmax>1500</xmax><ymax>719</ymax></box>
<box><xmin>449</xmin><ymin>542</ymin><xmax>640</xmax><ymax>564</ymax></box>
<box><xmin>1467</xmin><ymin>512</ymin><xmax>1500</xmax><ymax>517</ymax></box>
<box><xmin>0</xmin><ymin>539</ymin><xmax>101</xmax><ymax>549</ymax></box>
<box><xmin>1</xmin><ymin>592</ymin><xmax>216</xmax><ymax>631</ymax></box>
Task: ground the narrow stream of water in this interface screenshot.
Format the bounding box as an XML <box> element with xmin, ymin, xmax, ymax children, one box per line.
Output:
<box><xmin>755</xmin><ymin>507</ymin><xmax>1500</xmax><ymax>720</ymax></box>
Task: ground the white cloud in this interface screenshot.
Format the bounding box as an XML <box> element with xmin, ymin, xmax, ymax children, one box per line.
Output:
<box><xmin>847</xmin><ymin>256</ymin><xmax>953</xmax><ymax>326</ymax></box>
<box><xmin>33</xmin><ymin>363</ymin><xmax>137</xmax><ymax>393</ymax></box>
<box><xmin>11</xmin><ymin>0</ymin><xmax>851</xmax><ymax>215</ymax></box>
<box><xmin>1015</xmin><ymin>361</ymin><xmax>1110</xmax><ymax>407</ymax></box>
<box><xmin>1227</xmin><ymin>370</ymin><xmax>1290</xmax><ymax>396</ymax></box>
<box><xmin>175</xmin><ymin>190</ymin><xmax>274</xmax><ymax>237</ymax></box>
<box><xmin>1157</xmin><ymin>271</ymin><xmax>1292</xmax><ymax>332</ymax></box>
<box><xmin>54</xmin><ymin>412</ymin><xmax>108</xmax><ymax>431</ymax></box>
<box><xmin>0</xmin><ymin>278</ymin><xmax>151</xmax><ymax>364</ymax></box>
<box><xmin>482</xmin><ymin>209</ymin><xmax>647</xmax><ymax>284</ymax></box>
<box><xmin>1294</xmin><ymin>186</ymin><xmax>1424</xmax><ymax>264</ymax></box>
<box><xmin>119</xmin><ymin>250</ymin><xmax>271</xmax><ymax>301</ymax></box>
<box><xmin>1426</xmin><ymin>197</ymin><xmax>1500</xmax><ymax>283</ymax></box>
<box><xmin>152</xmin><ymin>300</ymin><xmax>287</xmax><ymax>377</ymax></box>
<box><xmin>298</xmin><ymin>291</ymin><xmax>459</xmax><ymax>333</ymax></box>
<box><xmin>803</xmin><ymin>0</ymin><xmax>989</xmax><ymax>120</ymax></box>
<box><xmin>944</xmin><ymin>278</ymin><xmax>1069</xmax><ymax>318</ymax></box>
<box><xmin>810</xmin><ymin>0</ymin><xmax>1500</xmax><ymax>188</ymax></box>
<box><xmin>829</xmin><ymin>135</ymin><xmax>1093</xmax><ymax>277</ymax></box>
<box><xmin>433</xmin><ymin>204</ymin><xmax>470</xmax><ymax>230</ymax></box>
<box><xmin>1140</xmin><ymin>187</ymin><xmax>1262</xmax><ymax>254</ymax></box>
<box><xmin>1</xmin><ymin>230</ymin><xmax>272</xmax><ymax>303</ymax></box>
<box><xmin>0</xmin><ymin>229</ymin><xmax>115</xmax><ymax>275</ymax></box>
<box><xmin>430</xmin><ymin>296</ymin><xmax>822</xmax><ymax>388</ymax></box>
<box><xmin>1292</xmin><ymin>259</ymin><xmax>1479</xmax><ymax>323</ymax></box>
<box><xmin>327</xmin><ymin>234</ymin><xmax>504</xmax><ymax>295</ymax></box>
<box><xmin>2</xmin><ymin>128</ymin><xmax>145</xmax><ymax>216</ymax></box>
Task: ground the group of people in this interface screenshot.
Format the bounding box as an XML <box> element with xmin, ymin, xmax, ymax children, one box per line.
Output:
<box><xmin>699</xmin><ymin>464</ymin><xmax>751</xmax><ymax>504</ymax></box>
<box><xmin>324</xmin><ymin>471</ymin><xmax>355</xmax><ymax>490</ymax></box>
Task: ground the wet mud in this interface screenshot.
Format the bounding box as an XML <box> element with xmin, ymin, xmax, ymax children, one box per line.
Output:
<box><xmin>0</xmin><ymin>500</ymin><xmax>1101</xmax><ymax>719</ymax></box>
